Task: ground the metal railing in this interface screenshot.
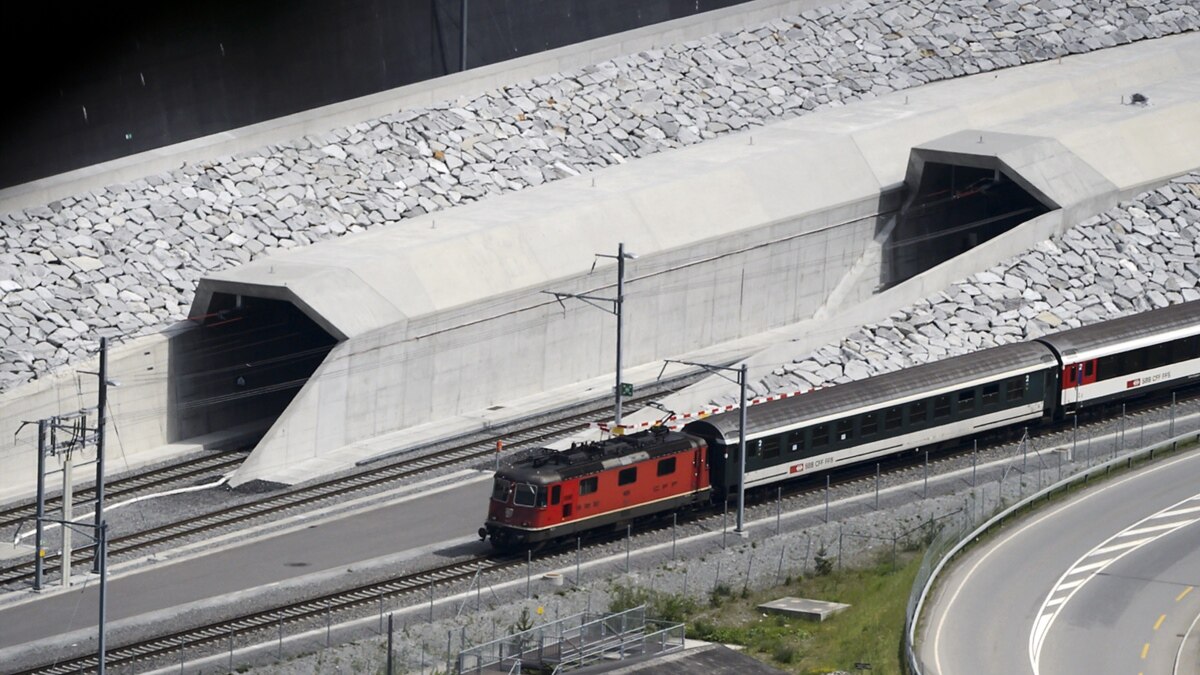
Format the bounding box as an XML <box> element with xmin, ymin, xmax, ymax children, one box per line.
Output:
<box><xmin>456</xmin><ymin>605</ymin><xmax>684</xmax><ymax>675</ymax></box>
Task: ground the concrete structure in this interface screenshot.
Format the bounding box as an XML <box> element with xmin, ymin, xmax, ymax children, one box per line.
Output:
<box><xmin>758</xmin><ymin>596</ymin><xmax>851</xmax><ymax>622</ymax></box>
<box><xmin>2</xmin><ymin>27</ymin><xmax>1199</xmax><ymax>499</ymax></box>
<box><xmin>202</xmin><ymin>33</ymin><xmax>1200</xmax><ymax>487</ymax></box>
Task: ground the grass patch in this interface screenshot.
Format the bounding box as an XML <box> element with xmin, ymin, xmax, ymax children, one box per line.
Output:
<box><xmin>610</xmin><ymin>551</ymin><xmax>923</xmax><ymax>674</ymax></box>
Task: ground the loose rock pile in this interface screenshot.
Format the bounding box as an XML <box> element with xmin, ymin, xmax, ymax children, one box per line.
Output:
<box><xmin>742</xmin><ymin>174</ymin><xmax>1200</xmax><ymax>401</ymax></box>
<box><xmin>1</xmin><ymin>0</ymin><xmax>1198</xmax><ymax>392</ymax></box>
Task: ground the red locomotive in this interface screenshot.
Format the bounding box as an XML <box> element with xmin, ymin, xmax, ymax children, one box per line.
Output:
<box><xmin>478</xmin><ymin>427</ymin><xmax>710</xmax><ymax>550</ymax></box>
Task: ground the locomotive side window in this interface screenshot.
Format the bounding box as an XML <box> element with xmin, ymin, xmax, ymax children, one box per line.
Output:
<box><xmin>934</xmin><ymin>395</ymin><xmax>951</xmax><ymax>419</ymax></box>
<box><xmin>536</xmin><ymin>487</ymin><xmax>548</xmax><ymax>508</ymax></box>
<box><xmin>579</xmin><ymin>477</ymin><xmax>598</xmax><ymax>495</ymax></box>
<box><xmin>957</xmin><ymin>389</ymin><xmax>976</xmax><ymax>412</ymax></box>
<box><xmin>491</xmin><ymin>478</ymin><xmax>512</xmax><ymax>502</ymax></box>
<box><xmin>550</xmin><ymin>485</ymin><xmax>561</xmax><ymax>505</ymax></box>
<box><xmin>982</xmin><ymin>383</ymin><xmax>1000</xmax><ymax>408</ymax></box>
<box><xmin>861</xmin><ymin>412</ymin><xmax>878</xmax><ymax>437</ymax></box>
<box><xmin>657</xmin><ymin>457</ymin><xmax>676</xmax><ymax>476</ymax></box>
<box><xmin>618</xmin><ymin>467</ymin><xmax>637</xmax><ymax>486</ymax></box>
<box><xmin>884</xmin><ymin>407</ymin><xmax>902</xmax><ymax>431</ymax></box>
<box><xmin>514</xmin><ymin>484</ymin><xmax>537</xmax><ymax>507</ymax></box>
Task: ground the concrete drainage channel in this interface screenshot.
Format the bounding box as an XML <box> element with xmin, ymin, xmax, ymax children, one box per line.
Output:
<box><xmin>13</xmin><ymin>396</ymin><xmax>1195</xmax><ymax>675</ymax></box>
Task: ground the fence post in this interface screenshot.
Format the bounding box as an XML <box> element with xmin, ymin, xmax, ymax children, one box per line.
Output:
<box><xmin>430</xmin><ymin>584</ymin><xmax>435</xmax><ymax>622</ymax></box>
<box><xmin>229</xmin><ymin>626</ymin><xmax>235</xmax><ymax>671</ymax></box>
<box><xmin>824</xmin><ymin>475</ymin><xmax>830</xmax><ymax>523</ymax></box>
<box><xmin>972</xmin><ymin>440</ymin><xmax>977</xmax><ymax>487</ymax></box>
<box><xmin>923</xmin><ymin>449</ymin><xmax>928</xmax><ymax>499</ymax></box>
<box><xmin>776</xmin><ymin>487</ymin><xmax>782</xmax><ymax>534</ymax></box>
<box><xmin>623</xmin><ymin>523</ymin><xmax>632</xmax><ymax>573</ymax></box>
<box><xmin>527</xmin><ymin>550</ymin><xmax>532</xmax><ymax>598</ymax></box>
<box><xmin>576</xmin><ymin>537</ymin><xmax>582</xmax><ymax>585</ymax></box>
<box><xmin>775</xmin><ymin>545</ymin><xmax>786</xmax><ymax>586</ymax></box>
<box><xmin>875</xmin><ymin>463</ymin><xmax>880</xmax><ymax>510</ymax></box>
<box><xmin>672</xmin><ymin>513</ymin><xmax>677</xmax><ymax>561</ymax></box>
<box><xmin>837</xmin><ymin>522</ymin><xmax>843</xmax><ymax>571</ymax></box>
<box><xmin>387</xmin><ymin>614</ymin><xmax>395</xmax><ymax>675</ymax></box>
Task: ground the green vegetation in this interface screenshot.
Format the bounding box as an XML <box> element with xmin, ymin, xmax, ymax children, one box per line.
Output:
<box><xmin>608</xmin><ymin>551</ymin><xmax>923</xmax><ymax>675</ymax></box>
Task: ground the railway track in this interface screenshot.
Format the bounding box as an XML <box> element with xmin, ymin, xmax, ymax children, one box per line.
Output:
<box><xmin>11</xmin><ymin>555</ymin><xmax>521</xmax><ymax>675</ymax></box>
<box><xmin>0</xmin><ymin>384</ymin><xmax>695</xmax><ymax>588</ymax></box>
<box><xmin>0</xmin><ymin>452</ymin><xmax>245</xmax><ymax>535</ymax></box>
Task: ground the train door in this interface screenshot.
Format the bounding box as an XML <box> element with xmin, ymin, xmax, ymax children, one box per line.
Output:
<box><xmin>1063</xmin><ymin>359</ymin><xmax>1098</xmax><ymax>407</ymax></box>
<box><xmin>558</xmin><ymin>483</ymin><xmax>573</xmax><ymax>521</ymax></box>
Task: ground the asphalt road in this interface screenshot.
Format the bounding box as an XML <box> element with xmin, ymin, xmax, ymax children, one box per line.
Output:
<box><xmin>0</xmin><ymin>475</ymin><xmax>492</xmax><ymax>651</ymax></box>
<box><xmin>921</xmin><ymin>449</ymin><xmax>1200</xmax><ymax>675</ymax></box>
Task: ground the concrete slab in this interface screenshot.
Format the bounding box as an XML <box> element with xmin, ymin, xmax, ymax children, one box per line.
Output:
<box><xmin>758</xmin><ymin>596</ymin><xmax>850</xmax><ymax>622</ymax></box>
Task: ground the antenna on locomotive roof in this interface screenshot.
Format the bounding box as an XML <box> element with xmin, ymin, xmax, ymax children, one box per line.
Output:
<box><xmin>647</xmin><ymin>401</ymin><xmax>676</xmax><ymax>430</ymax></box>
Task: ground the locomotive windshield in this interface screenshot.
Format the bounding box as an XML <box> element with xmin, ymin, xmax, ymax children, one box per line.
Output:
<box><xmin>491</xmin><ymin>478</ymin><xmax>512</xmax><ymax>502</ymax></box>
<box><xmin>513</xmin><ymin>483</ymin><xmax>537</xmax><ymax>507</ymax></box>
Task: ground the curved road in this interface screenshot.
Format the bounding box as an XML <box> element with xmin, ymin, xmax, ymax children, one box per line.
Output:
<box><xmin>921</xmin><ymin>449</ymin><xmax>1200</xmax><ymax>674</ymax></box>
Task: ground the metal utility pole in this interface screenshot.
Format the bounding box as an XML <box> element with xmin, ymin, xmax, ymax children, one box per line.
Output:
<box><xmin>659</xmin><ymin>359</ymin><xmax>749</xmax><ymax>533</ymax></box>
<box><xmin>93</xmin><ymin>337</ymin><xmax>108</xmax><ymax>573</ymax></box>
<box><xmin>545</xmin><ymin>242</ymin><xmax>637</xmax><ymax>428</ymax></box>
<box><xmin>34</xmin><ymin>420</ymin><xmax>47</xmax><ymax>591</ymax></box>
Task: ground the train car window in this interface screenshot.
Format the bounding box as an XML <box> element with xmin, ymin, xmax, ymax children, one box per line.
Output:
<box><xmin>514</xmin><ymin>484</ymin><xmax>537</xmax><ymax>507</ymax></box>
<box><xmin>934</xmin><ymin>395</ymin><xmax>951</xmax><ymax>419</ymax></box>
<box><xmin>836</xmin><ymin>419</ymin><xmax>854</xmax><ymax>443</ymax></box>
<box><xmin>751</xmin><ymin>439</ymin><xmax>763</xmax><ymax>458</ymax></box>
<box><xmin>861</xmin><ymin>412</ymin><xmax>878</xmax><ymax>437</ymax></box>
<box><xmin>884</xmin><ymin>407</ymin><xmax>902</xmax><ymax>431</ymax></box>
<box><xmin>1179</xmin><ymin>335</ymin><xmax>1200</xmax><ymax>361</ymax></box>
<box><xmin>579</xmin><ymin>477</ymin><xmax>598</xmax><ymax>495</ymax></box>
<box><xmin>908</xmin><ymin>401</ymin><xmax>927</xmax><ymax>425</ymax></box>
<box><xmin>957</xmin><ymin>389</ymin><xmax>976</xmax><ymax>412</ymax></box>
<box><xmin>1065</xmin><ymin>367</ymin><xmax>1077</xmax><ymax>385</ymax></box>
<box><xmin>811</xmin><ymin>424</ymin><xmax>829</xmax><ymax>449</ymax></box>
<box><xmin>1148</xmin><ymin>344</ymin><xmax>1170</xmax><ymax>369</ymax></box>
<box><xmin>657</xmin><ymin>457</ymin><xmax>677</xmax><ymax>476</ymax></box>
<box><xmin>761</xmin><ymin>437</ymin><xmax>781</xmax><ymax>459</ymax></box>
<box><xmin>1121</xmin><ymin>351</ymin><xmax>1144</xmax><ymax>376</ymax></box>
<box><xmin>982</xmin><ymin>383</ymin><xmax>1000</xmax><ymax>407</ymax></box>
<box><xmin>1005</xmin><ymin>377</ymin><xmax>1025</xmax><ymax>402</ymax></box>
<box><xmin>1097</xmin><ymin>355</ymin><xmax>1116</xmax><ymax>379</ymax></box>
<box><xmin>1084</xmin><ymin>361</ymin><xmax>1094</xmax><ymax>377</ymax></box>
<box><xmin>788</xmin><ymin>431</ymin><xmax>803</xmax><ymax>453</ymax></box>
<box><xmin>618</xmin><ymin>467</ymin><xmax>637</xmax><ymax>486</ymax></box>
<box><xmin>550</xmin><ymin>485</ymin><xmax>561</xmax><ymax>505</ymax></box>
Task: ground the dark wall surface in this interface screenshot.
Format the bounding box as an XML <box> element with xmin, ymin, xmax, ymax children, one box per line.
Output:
<box><xmin>1</xmin><ymin>0</ymin><xmax>753</xmax><ymax>189</ymax></box>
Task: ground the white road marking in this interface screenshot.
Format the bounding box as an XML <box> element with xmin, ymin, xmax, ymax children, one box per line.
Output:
<box><xmin>1028</xmin><ymin>491</ymin><xmax>1200</xmax><ymax>674</ymax></box>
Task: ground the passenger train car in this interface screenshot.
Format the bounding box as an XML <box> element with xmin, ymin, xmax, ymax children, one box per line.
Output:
<box><xmin>480</xmin><ymin>300</ymin><xmax>1200</xmax><ymax>550</ymax></box>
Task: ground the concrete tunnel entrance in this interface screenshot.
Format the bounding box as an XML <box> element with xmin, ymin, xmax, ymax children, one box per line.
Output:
<box><xmin>883</xmin><ymin>161</ymin><xmax>1051</xmax><ymax>288</ymax></box>
<box><xmin>171</xmin><ymin>293</ymin><xmax>337</xmax><ymax>444</ymax></box>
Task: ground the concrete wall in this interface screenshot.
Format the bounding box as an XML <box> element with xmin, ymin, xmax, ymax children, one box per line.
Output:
<box><xmin>232</xmin><ymin>191</ymin><xmax>897</xmax><ymax>484</ymax></box>
<box><xmin>0</xmin><ymin>334</ymin><xmax>173</xmax><ymax>503</ymax></box>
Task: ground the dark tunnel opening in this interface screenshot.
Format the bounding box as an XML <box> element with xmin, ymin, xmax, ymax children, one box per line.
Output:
<box><xmin>169</xmin><ymin>294</ymin><xmax>337</xmax><ymax>443</ymax></box>
<box><xmin>883</xmin><ymin>162</ymin><xmax>1051</xmax><ymax>288</ymax></box>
